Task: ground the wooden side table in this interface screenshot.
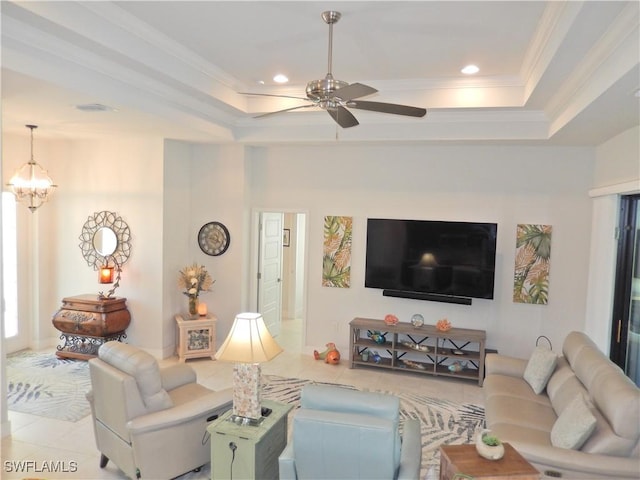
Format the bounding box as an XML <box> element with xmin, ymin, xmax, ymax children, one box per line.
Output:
<box><xmin>207</xmin><ymin>400</ymin><xmax>292</xmax><ymax>480</ymax></box>
<box><xmin>440</xmin><ymin>443</ymin><xmax>540</xmax><ymax>480</ymax></box>
<box><xmin>175</xmin><ymin>314</ymin><xmax>217</xmax><ymax>362</ymax></box>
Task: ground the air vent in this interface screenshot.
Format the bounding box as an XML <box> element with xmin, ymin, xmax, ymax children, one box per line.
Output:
<box><xmin>75</xmin><ymin>103</ymin><xmax>114</xmax><ymax>112</ymax></box>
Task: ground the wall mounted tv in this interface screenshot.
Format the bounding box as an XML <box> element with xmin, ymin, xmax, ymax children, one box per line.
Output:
<box><xmin>365</xmin><ymin>218</ymin><xmax>498</xmax><ymax>303</ymax></box>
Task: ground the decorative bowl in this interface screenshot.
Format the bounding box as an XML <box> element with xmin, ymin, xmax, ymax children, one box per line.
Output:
<box><xmin>410</xmin><ymin>314</ymin><xmax>424</xmax><ymax>327</ymax></box>
<box><xmin>384</xmin><ymin>314</ymin><xmax>399</xmax><ymax>326</ymax></box>
<box><xmin>436</xmin><ymin>318</ymin><xmax>452</xmax><ymax>331</ymax></box>
<box><xmin>475</xmin><ymin>429</ymin><xmax>505</xmax><ymax>460</ymax></box>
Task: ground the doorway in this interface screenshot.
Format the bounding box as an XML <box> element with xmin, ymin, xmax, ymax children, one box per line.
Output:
<box><xmin>610</xmin><ymin>194</ymin><xmax>640</xmax><ymax>386</ymax></box>
<box><xmin>253</xmin><ymin>210</ymin><xmax>307</xmax><ymax>351</ymax></box>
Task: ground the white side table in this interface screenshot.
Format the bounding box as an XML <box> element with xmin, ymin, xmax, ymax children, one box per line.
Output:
<box><xmin>175</xmin><ymin>314</ymin><xmax>217</xmax><ymax>362</ymax></box>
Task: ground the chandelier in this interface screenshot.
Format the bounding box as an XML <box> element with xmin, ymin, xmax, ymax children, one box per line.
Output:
<box><xmin>7</xmin><ymin>125</ymin><xmax>57</xmax><ymax>212</ymax></box>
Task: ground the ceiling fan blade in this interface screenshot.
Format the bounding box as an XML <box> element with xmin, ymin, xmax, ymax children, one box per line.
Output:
<box><xmin>348</xmin><ymin>100</ymin><xmax>427</xmax><ymax>117</ymax></box>
<box><xmin>330</xmin><ymin>82</ymin><xmax>378</xmax><ymax>101</ymax></box>
<box><xmin>254</xmin><ymin>104</ymin><xmax>316</xmax><ymax>118</ymax></box>
<box><xmin>240</xmin><ymin>92</ymin><xmax>310</xmax><ymax>101</ymax></box>
<box><xmin>327</xmin><ymin>105</ymin><xmax>359</xmax><ymax>128</ymax></box>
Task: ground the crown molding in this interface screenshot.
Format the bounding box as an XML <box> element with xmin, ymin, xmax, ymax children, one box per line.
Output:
<box><xmin>233</xmin><ymin>108</ymin><xmax>550</xmax><ymax>145</ymax></box>
<box><xmin>546</xmin><ymin>2</ymin><xmax>640</xmax><ymax>133</ymax></box>
<box><xmin>520</xmin><ymin>1</ymin><xmax>584</xmax><ymax>102</ymax></box>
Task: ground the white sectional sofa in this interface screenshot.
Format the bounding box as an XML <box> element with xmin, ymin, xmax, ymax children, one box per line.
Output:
<box><xmin>483</xmin><ymin>331</ymin><xmax>640</xmax><ymax>479</ymax></box>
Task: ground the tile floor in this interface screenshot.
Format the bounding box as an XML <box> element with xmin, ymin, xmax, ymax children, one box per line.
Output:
<box><xmin>1</xmin><ymin>318</ymin><xmax>484</xmax><ymax>479</ymax></box>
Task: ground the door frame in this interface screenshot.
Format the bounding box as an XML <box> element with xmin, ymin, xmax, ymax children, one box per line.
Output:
<box><xmin>249</xmin><ymin>208</ymin><xmax>309</xmax><ymax>347</ymax></box>
<box><xmin>610</xmin><ymin>194</ymin><xmax>639</xmax><ymax>372</ymax></box>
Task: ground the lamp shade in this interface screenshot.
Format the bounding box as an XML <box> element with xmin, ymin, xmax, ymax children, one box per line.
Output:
<box><xmin>99</xmin><ymin>266</ymin><xmax>114</xmax><ymax>284</ymax></box>
<box><xmin>215</xmin><ymin>312</ymin><xmax>282</xmax><ymax>363</ymax></box>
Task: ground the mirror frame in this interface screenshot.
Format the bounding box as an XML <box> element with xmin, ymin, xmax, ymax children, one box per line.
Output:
<box><xmin>79</xmin><ymin>211</ymin><xmax>131</xmax><ymax>270</ymax></box>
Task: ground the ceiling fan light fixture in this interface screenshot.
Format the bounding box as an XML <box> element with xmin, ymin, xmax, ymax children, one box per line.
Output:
<box><xmin>461</xmin><ymin>64</ymin><xmax>480</xmax><ymax>75</ymax></box>
<box><xmin>243</xmin><ymin>10</ymin><xmax>427</xmax><ymax>128</ymax></box>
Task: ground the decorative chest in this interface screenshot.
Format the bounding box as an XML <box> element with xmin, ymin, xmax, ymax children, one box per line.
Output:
<box><xmin>52</xmin><ymin>294</ymin><xmax>131</xmax><ymax>360</ymax></box>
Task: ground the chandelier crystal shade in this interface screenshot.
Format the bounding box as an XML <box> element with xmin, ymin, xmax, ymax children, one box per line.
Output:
<box><xmin>7</xmin><ymin>125</ymin><xmax>57</xmax><ymax>212</ymax></box>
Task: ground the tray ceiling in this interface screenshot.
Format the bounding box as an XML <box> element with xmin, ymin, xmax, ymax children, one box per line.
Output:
<box><xmin>1</xmin><ymin>1</ymin><xmax>638</xmax><ymax>145</ymax></box>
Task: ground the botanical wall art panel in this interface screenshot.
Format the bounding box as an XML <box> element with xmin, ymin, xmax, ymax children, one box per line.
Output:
<box><xmin>322</xmin><ymin>215</ymin><xmax>352</xmax><ymax>288</ymax></box>
<box><xmin>513</xmin><ymin>224</ymin><xmax>552</xmax><ymax>304</ymax></box>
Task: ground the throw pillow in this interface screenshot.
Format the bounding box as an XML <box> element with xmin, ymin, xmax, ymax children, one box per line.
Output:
<box><xmin>551</xmin><ymin>394</ymin><xmax>597</xmax><ymax>449</ymax></box>
<box><xmin>524</xmin><ymin>346</ymin><xmax>558</xmax><ymax>394</ymax></box>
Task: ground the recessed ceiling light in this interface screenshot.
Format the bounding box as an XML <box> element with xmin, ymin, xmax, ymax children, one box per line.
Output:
<box><xmin>273</xmin><ymin>74</ymin><xmax>289</xmax><ymax>84</ymax></box>
<box><xmin>461</xmin><ymin>65</ymin><xmax>480</xmax><ymax>75</ymax></box>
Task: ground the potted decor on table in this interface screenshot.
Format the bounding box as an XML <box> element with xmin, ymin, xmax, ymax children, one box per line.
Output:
<box><xmin>475</xmin><ymin>429</ymin><xmax>505</xmax><ymax>460</ymax></box>
<box><xmin>178</xmin><ymin>263</ymin><xmax>214</xmax><ymax>317</ymax></box>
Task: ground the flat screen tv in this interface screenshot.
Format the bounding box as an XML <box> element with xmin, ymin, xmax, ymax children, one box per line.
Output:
<box><xmin>365</xmin><ymin>218</ymin><xmax>498</xmax><ymax>300</ymax></box>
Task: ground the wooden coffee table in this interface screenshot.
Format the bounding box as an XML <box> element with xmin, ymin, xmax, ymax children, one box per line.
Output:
<box><xmin>439</xmin><ymin>443</ymin><xmax>540</xmax><ymax>480</ymax></box>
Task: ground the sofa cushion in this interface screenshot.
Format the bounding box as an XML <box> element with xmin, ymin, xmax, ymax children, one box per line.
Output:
<box><xmin>301</xmin><ymin>385</ymin><xmax>399</xmax><ymax>422</ymax></box>
<box><xmin>99</xmin><ymin>342</ymin><xmax>173</xmax><ymax>413</ymax></box>
<box><xmin>299</xmin><ymin>384</ymin><xmax>401</xmax><ymax>468</ymax></box>
<box><xmin>292</xmin><ymin>409</ymin><xmax>399</xmax><ymax>479</ymax></box>
<box><xmin>485</xmin><ymin>394</ymin><xmax>556</xmax><ymax>433</ymax></box>
<box><xmin>545</xmin><ymin>356</ymin><xmax>573</xmax><ymax>401</ymax></box>
<box><xmin>524</xmin><ymin>346</ymin><xmax>558</xmax><ymax>394</ymax></box>
<box><xmin>581</xmin><ymin>402</ymin><xmax>638</xmax><ymax>456</ymax></box>
<box><xmin>589</xmin><ymin>364</ymin><xmax>640</xmax><ymax>440</ymax></box>
<box><xmin>550</xmin><ymin>394</ymin><xmax>596</xmax><ymax>450</ymax></box>
<box><xmin>549</xmin><ymin>373</ymin><xmax>588</xmax><ymax>416</ymax></box>
<box><xmin>562</xmin><ymin>331</ymin><xmax>596</xmax><ymax>367</ymax></box>
<box><xmin>572</xmin><ymin>346</ymin><xmax>613</xmax><ymax>391</ymax></box>
<box><xmin>484</xmin><ymin>374</ymin><xmax>552</xmax><ymax>405</ymax></box>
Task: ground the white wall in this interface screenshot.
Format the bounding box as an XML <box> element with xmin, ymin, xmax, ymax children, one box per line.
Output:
<box><xmin>248</xmin><ymin>144</ymin><xmax>595</xmax><ymax>357</ymax></box>
<box><xmin>56</xmin><ymin>137</ymin><xmax>166</xmax><ymax>352</ymax></box>
<box><xmin>0</xmin><ymin>135</ymin><xmax>609</xmax><ymax>361</ymax></box>
<box><xmin>187</xmin><ymin>143</ymin><xmax>249</xmax><ymax>344</ymax></box>
<box><xmin>163</xmin><ymin>140</ymin><xmax>193</xmax><ymax>357</ymax></box>
<box><xmin>2</xmin><ymin>133</ymin><xmax>166</xmax><ymax>353</ymax></box>
<box><xmin>593</xmin><ymin>126</ymin><xmax>640</xmax><ymax>188</ymax></box>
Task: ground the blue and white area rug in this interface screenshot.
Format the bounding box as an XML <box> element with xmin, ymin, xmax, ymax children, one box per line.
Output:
<box><xmin>179</xmin><ymin>375</ymin><xmax>484</xmax><ymax>480</ymax></box>
<box><xmin>261</xmin><ymin>375</ymin><xmax>485</xmax><ymax>478</ymax></box>
<box><xmin>6</xmin><ymin>350</ymin><xmax>91</xmax><ymax>422</ymax></box>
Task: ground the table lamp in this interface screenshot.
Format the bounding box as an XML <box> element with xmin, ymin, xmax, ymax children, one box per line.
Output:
<box><xmin>215</xmin><ymin>312</ymin><xmax>283</xmax><ymax>425</ymax></box>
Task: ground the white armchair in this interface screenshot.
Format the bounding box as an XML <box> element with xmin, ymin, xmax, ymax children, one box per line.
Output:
<box><xmin>279</xmin><ymin>384</ymin><xmax>422</xmax><ymax>480</ymax></box>
<box><xmin>86</xmin><ymin>341</ymin><xmax>232</xmax><ymax>479</ymax></box>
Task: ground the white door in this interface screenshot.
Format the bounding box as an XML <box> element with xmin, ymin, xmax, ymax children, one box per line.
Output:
<box><xmin>258</xmin><ymin>212</ymin><xmax>284</xmax><ymax>337</ymax></box>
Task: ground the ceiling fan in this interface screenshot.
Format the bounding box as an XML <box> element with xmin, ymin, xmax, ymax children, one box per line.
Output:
<box><xmin>242</xmin><ymin>11</ymin><xmax>427</xmax><ymax>128</ymax></box>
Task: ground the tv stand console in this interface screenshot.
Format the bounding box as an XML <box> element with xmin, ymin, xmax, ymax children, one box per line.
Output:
<box><xmin>349</xmin><ymin>317</ymin><xmax>487</xmax><ymax>386</ymax></box>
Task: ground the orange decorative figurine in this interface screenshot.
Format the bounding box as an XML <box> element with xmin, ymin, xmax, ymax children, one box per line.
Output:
<box><xmin>314</xmin><ymin>342</ymin><xmax>341</xmax><ymax>365</ymax></box>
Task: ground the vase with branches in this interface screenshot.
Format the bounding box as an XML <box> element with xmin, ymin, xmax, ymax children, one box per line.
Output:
<box><xmin>178</xmin><ymin>263</ymin><xmax>214</xmax><ymax>317</ymax></box>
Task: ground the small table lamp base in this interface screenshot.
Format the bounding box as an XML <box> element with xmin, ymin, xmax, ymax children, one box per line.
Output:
<box><xmin>232</xmin><ymin>362</ymin><xmax>262</xmax><ymax>420</ymax></box>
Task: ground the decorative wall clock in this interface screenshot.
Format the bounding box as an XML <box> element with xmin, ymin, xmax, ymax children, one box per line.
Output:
<box><xmin>198</xmin><ymin>221</ymin><xmax>230</xmax><ymax>256</ymax></box>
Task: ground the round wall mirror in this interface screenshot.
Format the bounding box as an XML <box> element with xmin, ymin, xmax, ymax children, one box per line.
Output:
<box><xmin>93</xmin><ymin>227</ymin><xmax>118</xmax><ymax>256</ymax></box>
<box><xmin>79</xmin><ymin>211</ymin><xmax>131</xmax><ymax>270</ymax></box>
